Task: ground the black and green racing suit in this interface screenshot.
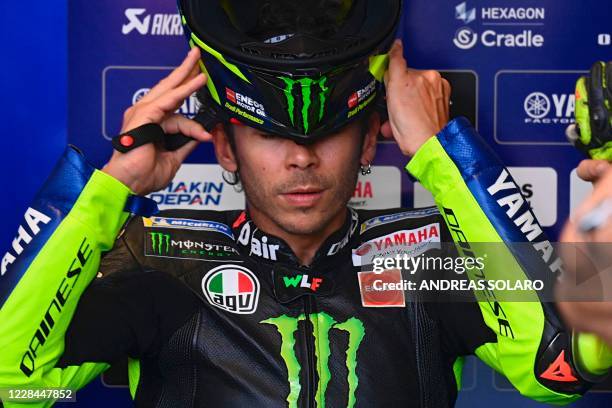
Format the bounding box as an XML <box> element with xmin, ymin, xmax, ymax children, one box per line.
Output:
<box><xmin>0</xmin><ymin>118</ymin><xmax>604</xmax><ymax>407</ymax></box>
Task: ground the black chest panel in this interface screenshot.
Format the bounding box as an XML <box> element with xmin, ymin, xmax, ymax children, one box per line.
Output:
<box><xmin>113</xmin><ymin>208</ymin><xmax>462</xmax><ymax>408</ymax></box>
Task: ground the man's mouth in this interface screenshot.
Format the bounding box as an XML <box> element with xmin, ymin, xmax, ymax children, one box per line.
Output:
<box><xmin>280</xmin><ymin>187</ymin><xmax>325</xmax><ymax>207</ymax></box>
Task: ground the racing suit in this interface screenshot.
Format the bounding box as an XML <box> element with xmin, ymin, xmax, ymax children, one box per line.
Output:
<box><xmin>0</xmin><ymin>118</ymin><xmax>599</xmax><ymax>407</ymax></box>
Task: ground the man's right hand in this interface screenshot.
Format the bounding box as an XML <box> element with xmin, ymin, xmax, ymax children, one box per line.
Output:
<box><xmin>102</xmin><ymin>47</ymin><xmax>211</xmax><ymax>195</ymax></box>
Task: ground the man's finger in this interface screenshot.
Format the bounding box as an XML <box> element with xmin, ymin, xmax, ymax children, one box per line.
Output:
<box><xmin>576</xmin><ymin>159</ymin><xmax>610</xmax><ymax>182</ymax></box>
<box><xmin>162</xmin><ymin>114</ymin><xmax>212</xmax><ymax>142</ymax></box>
<box><xmin>385</xmin><ymin>39</ymin><xmax>406</xmax><ymax>87</ymax></box>
<box><xmin>154</xmin><ymin>73</ymin><xmax>207</xmax><ymax>113</ymax></box>
<box><xmin>140</xmin><ymin>47</ymin><xmax>202</xmax><ymax>104</ymax></box>
<box><xmin>442</xmin><ymin>78</ymin><xmax>451</xmax><ymax>121</ymax></box>
<box><xmin>169</xmin><ymin>139</ymin><xmax>200</xmax><ymax>166</ymax></box>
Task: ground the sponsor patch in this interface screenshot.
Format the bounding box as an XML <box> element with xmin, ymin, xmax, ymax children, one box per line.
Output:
<box><xmin>360</xmin><ymin>208</ymin><xmax>440</xmax><ymax>234</ymax></box>
<box><xmin>145</xmin><ymin>231</ymin><xmax>240</xmax><ymax>262</ymax></box>
<box><xmin>202</xmin><ymin>265</ymin><xmax>260</xmax><ymax>314</ymax></box>
<box><xmin>352</xmin><ymin>223</ymin><xmax>441</xmax><ymax>267</ymax></box>
<box><xmin>357</xmin><ymin>269</ymin><xmax>406</xmax><ymax>307</ymax></box>
<box><xmin>143</xmin><ymin>216</ymin><xmax>234</xmax><ymax>239</ymax></box>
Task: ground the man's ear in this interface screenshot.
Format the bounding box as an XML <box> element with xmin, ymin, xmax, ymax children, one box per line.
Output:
<box><xmin>211</xmin><ymin>123</ymin><xmax>239</xmax><ymax>172</ymax></box>
<box><xmin>360</xmin><ymin>112</ymin><xmax>380</xmax><ymax>166</ymax></box>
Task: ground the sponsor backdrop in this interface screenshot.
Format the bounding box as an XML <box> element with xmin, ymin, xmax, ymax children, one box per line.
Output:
<box><xmin>2</xmin><ymin>0</ymin><xmax>611</xmax><ymax>407</ymax></box>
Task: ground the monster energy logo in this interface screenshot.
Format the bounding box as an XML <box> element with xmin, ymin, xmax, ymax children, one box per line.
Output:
<box><xmin>150</xmin><ymin>232</ymin><xmax>171</xmax><ymax>255</ymax></box>
<box><xmin>280</xmin><ymin>76</ymin><xmax>330</xmax><ymax>134</ymax></box>
<box><xmin>261</xmin><ymin>312</ymin><xmax>365</xmax><ymax>408</ymax></box>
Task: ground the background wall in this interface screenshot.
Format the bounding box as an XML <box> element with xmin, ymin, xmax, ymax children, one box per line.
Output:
<box><xmin>2</xmin><ymin>0</ymin><xmax>612</xmax><ymax>407</ymax></box>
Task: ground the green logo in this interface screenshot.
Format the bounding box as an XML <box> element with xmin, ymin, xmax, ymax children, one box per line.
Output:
<box><xmin>261</xmin><ymin>312</ymin><xmax>365</xmax><ymax>408</ymax></box>
<box><xmin>280</xmin><ymin>76</ymin><xmax>330</xmax><ymax>134</ymax></box>
<box><xmin>149</xmin><ymin>232</ymin><xmax>171</xmax><ymax>255</ymax></box>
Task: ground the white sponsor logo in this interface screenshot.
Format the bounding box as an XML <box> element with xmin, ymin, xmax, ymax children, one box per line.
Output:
<box><xmin>2</xmin><ymin>208</ymin><xmax>51</xmax><ymax>276</ymax></box>
<box><xmin>413</xmin><ymin>167</ymin><xmax>557</xmax><ymax>227</ymax></box>
<box><xmin>143</xmin><ymin>217</ymin><xmax>234</xmax><ymax>239</ymax></box>
<box><xmin>148</xmin><ymin>164</ymin><xmax>245</xmax><ymax>210</ymax></box>
<box><xmin>328</xmin><ymin>209</ymin><xmax>359</xmax><ymax>256</ymax></box>
<box><xmin>598</xmin><ymin>33</ymin><xmax>611</xmax><ymax>46</ymax></box>
<box><xmin>452</xmin><ymin>3</ymin><xmax>545</xmax><ymax>50</ymax></box>
<box><xmin>122</xmin><ymin>8</ymin><xmax>183</xmax><ymax>36</ymax></box>
<box><xmin>570</xmin><ymin>169</ymin><xmax>593</xmax><ymax>213</ymax></box>
<box><xmin>455</xmin><ymin>2</ymin><xmax>476</xmax><ymax>25</ymax></box>
<box><xmin>480</xmin><ymin>7</ymin><xmax>545</xmax><ymax>20</ymax></box>
<box><xmin>132</xmin><ymin>88</ymin><xmax>200</xmax><ymax>119</ymax></box>
<box><xmin>237</xmin><ymin>222</ymin><xmax>280</xmax><ymax>261</ymax></box>
<box><xmin>454</xmin><ymin>27</ymin><xmax>478</xmax><ymax>49</ymax></box>
<box><xmin>455</xmin><ymin>28</ymin><xmax>544</xmax><ymax>50</ymax></box>
<box><xmin>486</xmin><ymin>169</ymin><xmax>563</xmax><ymax>276</ymax></box>
<box><xmin>352</xmin><ymin>224</ymin><xmax>441</xmax><ymax>267</ymax></box>
<box><xmin>524</xmin><ymin>92</ymin><xmax>574</xmax><ymax>124</ymax></box>
<box><xmin>225</xmin><ymin>88</ymin><xmax>266</xmax><ymax>117</ymax></box>
<box><xmin>349</xmin><ymin>166</ymin><xmax>401</xmax><ymax>210</ymax></box>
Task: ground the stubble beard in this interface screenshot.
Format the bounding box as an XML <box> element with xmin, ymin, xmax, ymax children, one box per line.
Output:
<box><xmin>241</xmin><ymin>163</ymin><xmax>360</xmax><ymax>236</ymax></box>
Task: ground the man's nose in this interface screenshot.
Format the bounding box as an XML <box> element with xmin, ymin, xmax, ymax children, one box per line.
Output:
<box><xmin>285</xmin><ymin>140</ymin><xmax>319</xmax><ymax>170</ymax></box>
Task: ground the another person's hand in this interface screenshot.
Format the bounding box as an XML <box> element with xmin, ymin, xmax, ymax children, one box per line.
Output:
<box><xmin>382</xmin><ymin>39</ymin><xmax>450</xmax><ymax>156</ymax></box>
<box><xmin>102</xmin><ymin>47</ymin><xmax>211</xmax><ymax>195</ymax></box>
<box><xmin>557</xmin><ymin>167</ymin><xmax>612</xmax><ymax>346</ymax></box>
<box><xmin>576</xmin><ymin>159</ymin><xmax>611</xmax><ymax>183</ymax></box>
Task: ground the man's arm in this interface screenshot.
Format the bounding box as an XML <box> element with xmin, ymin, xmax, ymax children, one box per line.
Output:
<box><xmin>0</xmin><ymin>147</ymin><xmax>131</xmax><ymax>406</ymax></box>
<box><xmin>407</xmin><ymin>117</ymin><xmax>604</xmax><ymax>404</ymax></box>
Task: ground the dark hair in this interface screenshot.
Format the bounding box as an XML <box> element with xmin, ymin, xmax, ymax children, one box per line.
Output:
<box><xmin>250</xmin><ymin>0</ymin><xmax>351</xmax><ymax>40</ymax></box>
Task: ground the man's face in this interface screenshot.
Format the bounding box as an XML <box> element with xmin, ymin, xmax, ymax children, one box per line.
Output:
<box><xmin>217</xmin><ymin>119</ymin><xmax>376</xmax><ymax>236</ymax></box>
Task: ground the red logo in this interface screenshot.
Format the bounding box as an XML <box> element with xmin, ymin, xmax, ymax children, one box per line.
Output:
<box><xmin>232</xmin><ymin>211</ymin><xmax>247</xmax><ymax>229</ymax></box>
<box><xmin>354</xmin><ymin>243</ymin><xmax>372</xmax><ymax>256</ymax></box>
<box><xmin>540</xmin><ymin>350</ymin><xmax>578</xmax><ymax>382</ymax></box>
<box><xmin>226</xmin><ymin>88</ymin><xmax>237</xmax><ymax>104</ymax></box>
<box><xmin>120</xmin><ymin>135</ymin><xmax>135</xmax><ymax>147</ymax></box>
<box><xmin>357</xmin><ymin>269</ymin><xmax>405</xmax><ymax>307</ymax></box>
<box><xmin>348</xmin><ymin>92</ymin><xmax>358</xmax><ymax>108</ymax></box>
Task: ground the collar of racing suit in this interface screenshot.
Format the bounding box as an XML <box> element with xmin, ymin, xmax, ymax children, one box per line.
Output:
<box><xmin>230</xmin><ymin>208</ymin><xmax>360</xmax><ymax>303</ymax></box>
<box><xmin>230</xmin><ymin>207</ymin><xmax>360</xmax><ymax>267</ymax></box>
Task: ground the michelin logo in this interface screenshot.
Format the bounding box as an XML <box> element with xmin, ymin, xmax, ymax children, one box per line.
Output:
<box><xmin>143</xmin><ymin>217</ymin><xmax>234</xmax><ymax>239</ymax></box>
<box><xmin>122</xmin><ymin>8</ymin><xmax>183</xmax><ymax>36</ymax></box>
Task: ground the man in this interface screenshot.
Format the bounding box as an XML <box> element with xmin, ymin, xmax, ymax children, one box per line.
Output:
<box><xmin>0</xmin><ymin>1</ymin><xmax>609</xmax><ymax>407</ymax></box>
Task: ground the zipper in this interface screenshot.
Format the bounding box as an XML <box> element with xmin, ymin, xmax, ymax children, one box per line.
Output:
<box><xmin>303</xmin><ymin>294</ymin><xmax>316</xmax><ymax>408</ymax></box>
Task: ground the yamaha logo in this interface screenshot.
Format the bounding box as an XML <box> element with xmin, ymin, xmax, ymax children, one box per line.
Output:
<box><xmin>524</xmin><ymin>92</ymin><xmax>550</xmax><ymax>119</ymax></box>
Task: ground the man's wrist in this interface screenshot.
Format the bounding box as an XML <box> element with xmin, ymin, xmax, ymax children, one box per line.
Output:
<box><xmin>101</xmin><ymin>163</ymin><xmax>140</xmax><ymax>195</ymax></box>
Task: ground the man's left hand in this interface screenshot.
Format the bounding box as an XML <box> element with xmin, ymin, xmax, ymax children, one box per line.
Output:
<box><xmin>382</xmin><ymin>39</ymin><xmax>451</xmax><ymax>156</ymax></box>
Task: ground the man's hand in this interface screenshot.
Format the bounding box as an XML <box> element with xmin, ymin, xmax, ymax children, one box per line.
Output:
<box><xmin>381</xmin><ymin>39</ymin><xmax>450</xmax><ymax>156</ymax></box>
<box><xmin>102</xmin><ymin>47</ymin><xmax>211</xmax><ymax>195</ymax></box>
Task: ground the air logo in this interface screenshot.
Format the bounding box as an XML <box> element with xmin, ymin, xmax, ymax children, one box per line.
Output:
<box><xmin>261</xmin><ymin>312</ymin><xmax>365</xmax><ymax>408</ymax></box>
<box><xmin>150</xmin><ymin>232</ymin><xmax>171</xmax><ymax>255</ymax></box>
<box><xmin>280</xmin><ymin>76</ymin><xmax>331</xmax><ymax>134</ymax></box>
<box><xmin>237</xmin><ymin>222</ymin><xmax>280</xmax><ymax>260</ymax></box>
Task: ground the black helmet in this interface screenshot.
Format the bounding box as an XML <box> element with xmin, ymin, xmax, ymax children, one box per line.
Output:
<box><xmin>178</xmin><ymin>0</ymin><xmax>402</xmax><ymax>142</ymax></box>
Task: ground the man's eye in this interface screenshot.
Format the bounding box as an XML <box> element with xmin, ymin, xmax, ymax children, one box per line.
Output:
<box><xmin>260</xmin><ymin>133</ymin><xmax>279</xmax><ymax>140</ymax></box>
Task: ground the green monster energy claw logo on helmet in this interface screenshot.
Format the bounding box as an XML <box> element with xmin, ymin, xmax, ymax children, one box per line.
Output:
<box><xmin>261</xmin><ymin>312</ymin><xmax>365</xmax><ymax>408</ymax></box>
<box><xmin>280</xmin><ymin>76</ymin><xmax>331</xmax><ymax>134</ymax></box>
<box><xmin>150</xmin><ymin>232</ymin><xmax>171</xmax><ymax>255</ymax></box>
